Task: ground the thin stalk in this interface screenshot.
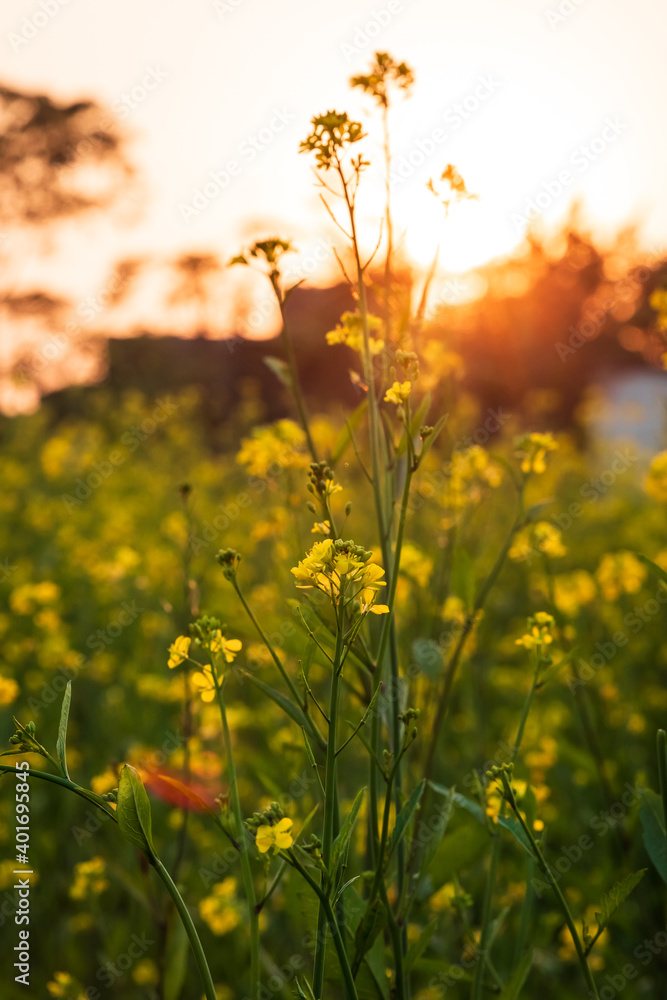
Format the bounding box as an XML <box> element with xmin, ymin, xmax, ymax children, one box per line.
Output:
<box><xmin>313</xmin><ymin>598</ymin><xmax>345</xmax><ymax>998</ymax></box>
<box><xmin>215</xmin><ymin>675</ymin><xmax>260</xmax><ymax>1000</ymax></box>
<box><xmin>270</xmin><ymin>272</ymin><xmax>319</xmax><ymax>463</ymax></box>
<box><xmin>0</xmin><ymin>764</ymin><xmax>217</xmax><ymax>1000</ymax></box>
<box><xmin>151</xmin><ymin>855</ymin><xmax>217</xmax><ymax>1000</ymax></box>
<box><xmin>659</xmin><ymin>730</ymin><xmax>667</xmax><ymax>833</ymax></box>
<box><xmin>471</xmin><ymin>651</ymin><xmax>541</xmax><ymax>1000</ymax></box>
<box><xmin>231</xmin><ymin>577</ymin><xmax>324</xmax><ymax>749</ymax></box>
<box><xmin>0</xmin><ymin>764</ymin><xmax>117</xmax><ymax>820</ymax></box>
<box><xmin>289</xmin><ymin>851</ymin><xmax>359</xmax><ymax>1000</ymax></box>
<box><xmin>501</xmin><ymin>773</ymin><xmax>600</xmax><ymax>998</ymax></box>
<box><xmin>422</xmin><ymin>493</ymin><xmax>525</xmax><ymax>789</ymax></box>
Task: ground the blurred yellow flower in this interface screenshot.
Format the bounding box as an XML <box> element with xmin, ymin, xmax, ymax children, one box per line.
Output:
<box><xmin>384</xmin><ymin>381</ymin><xmax>411</xmax><ymax>406</ymax></box>
<box><xmin>326</xmin><ymin>310</ymin><xmax>384</xmax><ymax>355</ymax></box>
<box><xmin>514</xmin><ymin>432</ymin><xmax>558</xmax><ymax>475</ymax></box>
<box><xmin>256</xmin><ymin>817</ymin><xmax>294</xmax><ymax>854</ymax></box>
<box><xmin>0</xmin><ymin>676</ymin><xmax>19</xmax><ymax>706</ymax></box>
<box><xmin>516</xmin><ymin>612</ymin><xmax>555</xmax><ymax>650</ymax></box>
<box><xmin>646</xmin><ymin>450</ymin><xmax>667</xmax><ymax>502</ymax></box>
<box><xmin>69</xmin><ymin>857</ymin><xmax>108</xmax><ymax>900</ymax></box>
<box><xmin>510</xmin><ymin>522</ymin><xmax>566</xmax><ymax>562</ymax></box>
<box><xmin>167</xmin><ymin>636</ymin><xmax>191</xmax><ymax>669</ymax></box>
<box><xmin>595</xmin><ymin>551</ymin><xmax>646</xmax><ymax>601</ymax></box>
<box><xmin>236</xmin><ymin>419</ymin><xmax>309</xmax><ymax>478</ymax></box>
<box><xmin>199</xmin><ymin>877</ymin><xmax>242</xmax><ymax>936</ymax></box>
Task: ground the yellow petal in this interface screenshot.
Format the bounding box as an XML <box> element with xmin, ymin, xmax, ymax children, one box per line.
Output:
<box><xmin>369</xmin><ymin>604</ymin><xmax>390</xmax><ymax>615</ymax></box>
<box><xmin>255</xmin><ymin>826</ymin><xmax>274</xmax><ymax>853</ymax></box>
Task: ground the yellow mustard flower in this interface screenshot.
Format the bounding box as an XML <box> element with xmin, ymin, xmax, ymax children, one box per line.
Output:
<box><xmin>69</xmin><ymin>857</ymin><xmax>108</xmax><ymax>900</ymax></box>
<box><xmin>191</xmin><ymin>666</ymin><xmax>217</xmax><ymax>703</ymax></box>
<box><xmin>255</xmin><ymin>817</ymin><xmax>294</xmax><ymax>854</ymax></box>
<box><xmin>509</xmin><ymin>522</ymin><xmax>566</xmax><ymax>562</ymax></box>
<box><xmin>236</xmin><ymin>419</ymin><xmax>309</xmax><ymax>478</ymax></box>
<box><xmin>646</xmin><ymin>450</ymin><xmax>667</xmax><ymax>502</ymax></box>
<box><xmin>199</xmin><ymin>877</ymin><xmax>242</xmax><ymax>936</ymax></box>
<box><xmin>0</xmin><ymin>676</ymin><xmax>19</xmax><ymax>706</ymax></box>
<box><xmin>384</xmin><ymin>381</ymin><xmax>411</xmax><ymax>406</ymax></box>
<box><xmin>326</xmin><ymin>311</ymin><xmax>384</xmax><ymax>355</ymax></box>
<box><xmin>595</xmin><ymin>551</ymin><xmax>646</xmax><ymax>601</ymax></box>
<box><xmin>515</xmin><ymin>612</ymin><xmax>555</xmax><ymax>650</ymax></box>
<box><xmin>291</xmin><ymin>539</ymin><xmax>388</xmax><ymax>614</ymax></box>
<box><xmin>514</xmin><ymin>432</ymin><xmax>558</xmax><ymax>475</ymax></box>
<box><xmin>47</xmin><ymin>972</ymin><xmax>85</xmax><ymax>999</ymax></box>
<box><xmin>209</xmin><ymin>633</ymin><xmax>242</xmax><ymax>663</ymax></box>
<box><xmin>167</xmin><ymin>635</ymin><xmax>191</xmax><ymax>669</ymax></box>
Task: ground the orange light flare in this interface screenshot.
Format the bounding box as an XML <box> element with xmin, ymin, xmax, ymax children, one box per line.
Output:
<box><xmin>138</xmin><ymin>765</ymin><xmax>225</xmax><ymax>813</ymax></box>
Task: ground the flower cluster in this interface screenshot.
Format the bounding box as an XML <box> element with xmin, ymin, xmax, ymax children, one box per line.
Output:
<box><xmin>246</xmin><ymin>802</ymin><xmax>294</xmax><ymax>855</ymax></box>
<box><xmin>236</xmin><ymin>419</ymin><xmax>309</xmax><ymax>479</ymax></box>
<box><xmin>69</xmin><ymin>857</ymin><xmax>109</xmax><ymax>900</ymax></box>
<box><xmin>515</xmin><ymin>612</ymin><xmax>556</xmax><ymax>651</ymax></box>
<box><xmin>199</xmin><ymin>877</ymin><xmax>243</xmax><ymax>935</ymax></box>
<box><xmin>299</xmin><ymin>111</ymin><xmax>366</xmax><ymax>170</ymax></box>
<box><xmin>646</xmin><ymin>450</ymin><xmax>667</xmax><ymax>502</ymax></box>
<box><xmin>509</xmin><ymin>522</ymin><xmax>567</xmax><ymax>562</ymax></box>
<box><xmin>291</xmin><ymin>539</ymin><xmax>389</xmax><ymax>614</ymax></box>
<box><xmin>384</xmin><ymin>381</ymin><xmax>411</xmax><ymax>406</ymax></box>
<box><xmin>514</xmin><ymin>433</ymin><xmax>558</xmax><ymax>475</ymax></box>
<box><xmin>595</xmin><ymin>551</ymin><xmax>646</xmax><ymax>601</ymax></box>
<box><xmin>167</xmin><ymin>618</ymin><xmax>242</xmax><ymax>703</ymax></box>
<box><xmin>326</xmin><ymin>311</ymin><xmax>384</xmax><ymax>356</ymax></box>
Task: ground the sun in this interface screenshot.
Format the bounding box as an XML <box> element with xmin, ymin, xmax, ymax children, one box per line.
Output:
<box><xmin>391</xmin><ymin>178</ymin><xmax>522</xmax><ymax>275</ymax></box>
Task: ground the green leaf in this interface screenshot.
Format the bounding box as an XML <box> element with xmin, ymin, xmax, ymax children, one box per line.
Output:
<box><xmin>353</xmin><ymin>898</ymin><xmax>387</xmax><ymax>970</ymax></box>
<box><xmin>241</xmin><ymin>672</ymin><xmax>326</xmax><ymax>750</ymax></box>
<box><xmin>450</xmin><ymin>546</ymin><xmax>475</xmax><ymax>612</ymax></box>
<box><xmin>294</xmin><ymin>976</ymin><xmax>316</xmax><ymax>1000</ymax></box>
<box><xmin>331</xmin><ymin>787</ymin><xmax>365</xmax><ymax>883</ymax></box>
<box><xmin>395</xmin><ymin>393</ymin><xmax>432</xmax><ymax>459</ymax></box>
<box><xmin>117</xmin><ymin>764</ymin><xmax>156</xmax><ymax>858</ymax></box>
<box><xmin>56</xmin><ymin>680</ymin><xmax>72</xmax><ymax>780</ymax></box>
<box><xmin>330</xmin><ymin>398</ymin><xmax>368</xmax><ymax>465</ymax></box>
<box><xmin>164</xmin><ymin>912</ymin><xmax>189</xmax><ymax>1000</ymax></box>
<box><xmin>334</xmin><ymin>875</ymin><xmax>362</xmax><ymax>905</ymax></box>
<box><xmin>405</xmin><ymin>918</ymin><xmax>438</xmax><ymax>971</ymax></box>
<box><xmin>386</xmin><ymin>779</ymin><xmax>426</xmax><ymax>865</ymax></box>
<box><xmin>362</xmin><ymin>928</ymin><xmax>390</xmax><ymax>1000</ymax></box>
<box><xmin>497</xmin><ymin>815</ymin><xmax>533</xmax><ymax>858</ymax></box>
<box><xmin>595</xmin><ymin>870</ymin><xmax>647</xmax><ymax>931</ymax></box>
<box><xmin>635</xmin><ymin>553</ymin><xmax>667</xmax><ymax>589</ymax></box>
<box><xmin>639</xmin><ymin>788</ymin><xmax>667</xmax><ymax>883</ymax></box>
<box><xmin>447</xmin><ymin>789</ymin><xmax>486</xmax><ymax>826</ymax></box>
<box><xmin>263</xmin><ymin>355</ymin><xmax>292</xmax><ymax>389</ymax></box>
<box><xmin>498</xmin><ymin>950</ymin><xmax>533</xmax><ymax>999</ymax></box>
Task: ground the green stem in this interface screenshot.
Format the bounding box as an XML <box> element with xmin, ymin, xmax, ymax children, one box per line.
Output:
<box><xmin>151</xmin><ymin>855</ymin><xmax>217</xmax><ymax>1000</ymax></box>
<box><xmin>657</xmin><ymin>730</ymin><xmax>667</xmax><ymax>833</ymax></box>
<box><xmin>270</xmin><ymin>273</ymin><xmax>319</xmax><ymax>464</ymax></box>
<box><xmin>471</xmin><ymin>652</ymin><xmax>541</xmax><ymax>1000</ymax></box>
<box><xmin>421</xmin><ymin>492</ymin><xmax>525</xmax><ymax>790</ymax></box>
<box><xmin>502</xmin><ymin>774</ymin><xmax>600</xmax><ymax>998</ymax></box>
<box><xmin>0</xmin><ymin>764</ymin><xmax>116</xmax><ymax>820</ymax></box>
<box><xmin>215</xmin><ymin>675</ymin><xmax>260</xmax><ymax>1000</ymax></box>
<box><xmin>289</xmin><ymin>851</ymin><xmax>359</xmax><ymax>1000</ymax></box>
<box><xmin>313</xmin><ymin>598</ymin><xmax>345</xmax><ymax>998</ymax></box>
<box><xmin>0</xmin><ymin>765</ymin><xmax>217</xmax><ymax>1000</ymax></box>
<box><xmin>231</xmin><ymin>578</ymin><xmax>324</xmax><ymax>749</ymax></box>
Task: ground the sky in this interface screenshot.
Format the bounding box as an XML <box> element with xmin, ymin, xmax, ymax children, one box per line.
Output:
<box><xmin>1</xmin><ymin>0</ymin><xmax>666</xmax><ymax>348</ymax></box>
